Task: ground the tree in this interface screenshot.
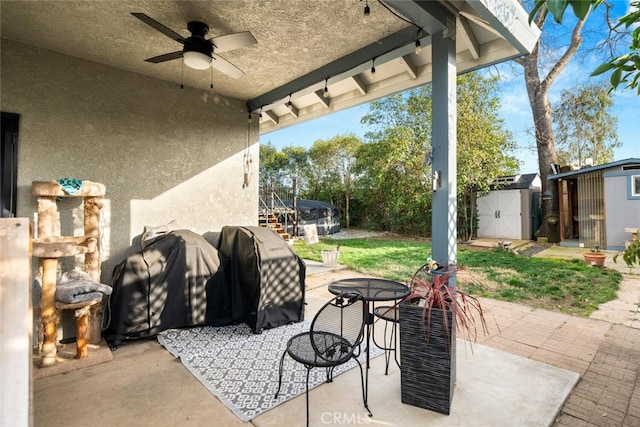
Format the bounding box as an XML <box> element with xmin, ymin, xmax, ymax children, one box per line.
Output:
<box><xmin>456</xmin><ymin>73</ymin><xmax>519</xmax><ymax>241</ymax></box>
<box><xmin>304</xmin><ymin>135</ymin><xmax>362</xmax><ymax>228</ymax></box>
<box><xmin>281</xmin><ymin>145</ymin><xmax>309</xmax><ymax>192</ymax></box>
<box><xmin>306</xmin><ymin>139</ymin><xmax>340</xmax><ymax>202</ymax></box>
<box><xmin>358</xmin><ymin>89</ymin><xmax>434</xmax><ymax>234</ymax></box>
<box><xmin>328</xmin><ymin>135</ymin><xmax>362</xmax><ymax>229</ymax></box>
<box><xmin>259</xmin><ymin>142</ymin><xmax>289</xmax><ymax>189</ymax></box>
<box><xmin>357</xmin><ymin>73</ymin><xmax>517</xmax><ymax>237</ymax></box>
<box><xmin>553</xmin><ymin>83</ymin><xmax>621</xmax><ymax>166</ymax></box>
<box><xmin>531</xmin><ymin>0</ymin><xmax>640</xmax><ymax>94</ymax></box>
<box><xmin>523</xmin><ymin>0</ymin><xmax>637</xmax><ymax>241</ymax></box>
<box><xmin>259</xmin><ymin>143</ymin><xmax>309</xmax><ymax>215</ymax></box>
<box><xmin>517</xmin><ymin>1</ymin><xmax>593</xmax><ymax>242</ymax></box>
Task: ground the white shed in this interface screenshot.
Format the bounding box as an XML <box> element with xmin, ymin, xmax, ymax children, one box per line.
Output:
<box><xmin>476</xmin><ymin>174</ymin><xmax>542</xmax><ymax>240</ymax></box>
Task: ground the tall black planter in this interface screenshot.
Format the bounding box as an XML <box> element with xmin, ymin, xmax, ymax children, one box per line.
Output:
<box><xmin>399</xmin><ymin>301</ymin><xmax>456</xmax><ymax>415</ymax></box>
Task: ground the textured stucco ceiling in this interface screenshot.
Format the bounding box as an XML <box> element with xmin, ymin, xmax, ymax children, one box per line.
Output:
<box><xmin>0</xmin><ymin>0</ymin><xmax>406</xmax><ymax>98</ymax></box>
<box><xmin>0</xmin><ymin>0</ymin><xmax>538</xmax><ymax>133</ymax></box>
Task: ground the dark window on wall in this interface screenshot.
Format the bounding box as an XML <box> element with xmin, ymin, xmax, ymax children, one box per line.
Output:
<box><xmin>632</xmin><ymin>175</ymin><xmax>640</xmax><ymax>198</ymax></box>
<box><xmin>1</xmin><ymin>112</ymin><xmax>20</xmax><ymax>217</ymax></box>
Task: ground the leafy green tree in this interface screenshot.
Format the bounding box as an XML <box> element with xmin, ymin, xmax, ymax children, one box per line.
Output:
<box><xmin>553</xmin><ymin>84</ymin><xmax>621</xmax><ymax>166</ymax></box>
<box><xmin>281</xmin><ymin>145</ymin><xmax>309</xmax><ymax>194</ymax></box>
<box><xmin>593</xmin><ymin>1</ymin><xmax>640</xmax><ymax>94</ymax></box>
<box><xmin>260</xmin><ymin>143</ymin><xmax>309</xmax><ymax>210</ymax></box>
<box><xmin>522</xmin><ymin>0</ymin><xmax>635</xmax><ymax>241</ymax></box>
<box><xmin>306</xmin><ymin>139</ymin><xmax>340</xmax><ymax>202</ymax></box>
<box><xmin>329</xmin><ymin>135</ymin><xmax>362</xmax><ymax>229</ymax></box>
<box><xmin>357</xmin><ymin>89</ymin><xmax>433</xmax><ymax>234</ymax></box>
<box><xmin>357</xmin><ymin>73</ymin><xmax>517</xmax><ymax>237</ymax></box>
<box><xmin>456</xmin><ymin>73</ymin><xmax>519</xmax><ymax>241</ymax></box>
<box><xmin>303</xmin><ymin>135</ymin><xmax>362</xmax><ymax>228</ymax></box>
<box><xmin>259</xmin><ymin>142</ymin><xmax>289</xmax><ymax>189</ymax></box>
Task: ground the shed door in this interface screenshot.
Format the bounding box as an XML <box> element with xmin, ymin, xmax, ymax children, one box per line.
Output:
<box><xmin>477</xmin><ymin>190</ymin><xmax>523</xmax><ymax>239</ymax></box>
<box><xmin>496</xmin><ymin>190</ymin><xmax>522</xmax><ymax>239</ymax></box>
<box><xmin>477</xmin><ymin>192</ymin><xmax>498</xmax><ymax>237</ymax></box>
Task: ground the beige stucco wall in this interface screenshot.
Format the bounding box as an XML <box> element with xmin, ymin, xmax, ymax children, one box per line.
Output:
<box><xmin>1</xmin><ymin>39</ymin><xmax>259</xmax><ymax>282</ymax></box>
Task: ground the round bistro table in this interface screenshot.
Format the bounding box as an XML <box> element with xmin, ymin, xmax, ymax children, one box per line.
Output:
<box><xmin>328</xmin><ymin>277</ymin><xmax>410</xmax><ymax>412</ymax></box>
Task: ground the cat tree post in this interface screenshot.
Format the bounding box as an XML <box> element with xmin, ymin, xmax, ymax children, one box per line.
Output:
<box><xmin>36</xmin><ymin>196</ymin><xmax>59</xmax><ymax>366</ymax></box>
<box><xmin>32</xmin><ymin>180</ymin><xmax>105</xmax><ymax>364</ymax></box>
<box><xmin>84</xmin><ymin>196</ymin><xmax>103</xmax><ymax>343</ymax></box>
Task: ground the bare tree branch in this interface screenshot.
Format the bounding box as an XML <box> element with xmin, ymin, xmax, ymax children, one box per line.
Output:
<box><xmin>541</xmin><ymin>11</ymin><xmax>589</xmax><ymax>92</ymax></box>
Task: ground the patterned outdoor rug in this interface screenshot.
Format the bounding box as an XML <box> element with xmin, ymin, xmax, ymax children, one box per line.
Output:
<box><xmin>157</xmin><ymin>321</ymin><xmax>381</xmax><ymax>421</ymax></box>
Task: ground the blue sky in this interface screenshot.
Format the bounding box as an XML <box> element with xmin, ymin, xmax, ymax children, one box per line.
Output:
<box><xmin>262</xmin><ymin>1</ymin><xmax>638</xmax><ymax>175</ymax></box>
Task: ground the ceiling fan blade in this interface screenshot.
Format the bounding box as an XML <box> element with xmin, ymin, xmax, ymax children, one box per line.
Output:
<box><xmin>211</xmin><ymin>54</ymin><xmax>245</xmax><ymax>79</ymax></box>
<box><xmin>211</xmin><ymin>31</ymin><xmax>257</xmax><ymax>53</ymax></box>
<box><xmin>131</xmin><ymin>13</ymin><xmax>186</xmax><ymax>44</ymax></box>
<box><xmin>145</xmin><ymin>51</ymin><xmax>183</xmax><ymax>64</ymax></box>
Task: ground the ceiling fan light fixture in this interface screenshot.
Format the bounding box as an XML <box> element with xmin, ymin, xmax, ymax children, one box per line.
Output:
<box><xmin>132</xmin><ymin>14</ymin><xmax>256</xmax><ymax>78</ymax></box>
<box><xmin>183</xmin><ymin>51</ymin><xmax>212</xmax><ymax>70</ymax></box>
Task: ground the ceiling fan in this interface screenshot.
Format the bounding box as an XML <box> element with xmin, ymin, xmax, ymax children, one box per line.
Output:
<box><xmin>131</xmin><ymin>12</ymin><xmax>257</xmax><ymax>79</ymax></box>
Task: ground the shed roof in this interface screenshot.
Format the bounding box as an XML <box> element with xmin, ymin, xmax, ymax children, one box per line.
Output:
<box><xmin>490</xmin><ymin>173</ymin><xmax>540</xmax><ymax>190</ymax></box>
<box><xmin>549</xmin><ymin>158</ymin><xmax>640</xmax><ymax>180</ymax></box>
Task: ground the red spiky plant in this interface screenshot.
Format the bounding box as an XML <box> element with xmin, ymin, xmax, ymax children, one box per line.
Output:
<box><xmin>403</xmin><ymin>261</ymin><xmax>491</xmax><ymax>349</ymax></box>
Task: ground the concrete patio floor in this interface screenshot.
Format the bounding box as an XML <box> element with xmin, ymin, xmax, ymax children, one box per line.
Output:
<box><xmin>33</xmin><ymin>249</ymin><xmax>640</xmax><ymax>427</ymax></box>
<box><xmin>32</xmin><ymin>270</ymin><xmax>577</xmax><ymax>427</ymax></box>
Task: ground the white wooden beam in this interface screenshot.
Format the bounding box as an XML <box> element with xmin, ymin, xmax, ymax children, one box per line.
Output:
<box><xmin>469</xmin><ymin>0</ymin><xmax>540</xmax><ymax>54</ymax></box>
<box><xmin>459</xmin><ymin>9</ymin><xmax>503</xmax><ymax>38</ymax></box>
<box><xmin>264</xmin><ymin>110</ymin><xmax>279</xmax><ymax>124</ymax></box>
<box><xmin>313</xmin><ymin>89</ymin><xmax>331</xmax><ymax>108</ymax></box>
<box><xmin>398</xmin><ymin>55</ymin><xmax>418</xmax><ymax>79</ymax></box>
<box><xmin>350</xmin><ymin>75</ymin><xmax>368</xmax><ymax>96</ymax></box>
<box><xmin>286</xmin><ymin>103</ymin><xmax>299</xmax><ymax>118</ymax></box>
<box><xmin>459</xmin><ymin>15</ymin><xmax>480</xmax><ymax>59</ymax></box>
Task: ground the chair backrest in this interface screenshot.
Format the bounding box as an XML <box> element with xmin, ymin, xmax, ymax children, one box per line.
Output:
<box><xmin>310</xmin><ymin>293</ymin><xmax>365</xmax><ymax>364</ymax></box>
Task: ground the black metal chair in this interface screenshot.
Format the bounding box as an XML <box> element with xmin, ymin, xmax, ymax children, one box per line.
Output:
<box><xmin>275</xmin><ymin>293</ymin><xmax>370</xmax><ymax>426</ymax></box>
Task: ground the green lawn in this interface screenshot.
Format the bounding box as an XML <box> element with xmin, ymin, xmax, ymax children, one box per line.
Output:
<box><xmin>293</xmin><ymin>237</ymin><xmax>621</xmax><ymax>317</ymax></box>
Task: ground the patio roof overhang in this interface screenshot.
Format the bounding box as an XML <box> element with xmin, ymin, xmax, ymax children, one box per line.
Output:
<box><xmin>253</xmin><ymin>0</ymin><xmax>540</xmax><ymax>135</ymax></box>
<box><xmin>0</xmin><ymin>0</ymin><xmax>539</xmax><ymax>263</ymax></box>
<box><xmin>0</xmin><ymin>0</ymin><xmax>539</xmax><ymax>136</ymax></box>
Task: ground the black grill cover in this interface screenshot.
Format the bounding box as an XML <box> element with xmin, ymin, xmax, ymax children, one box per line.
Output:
<box><xmin>208</xmin><ymin>226</ymin><xmax>305</xmax><ymax>333</ymax></box>
<box><xmin>105</xmin><ymin>230</ymin><xmax>220</xmax><ymax>347</ymax></box>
